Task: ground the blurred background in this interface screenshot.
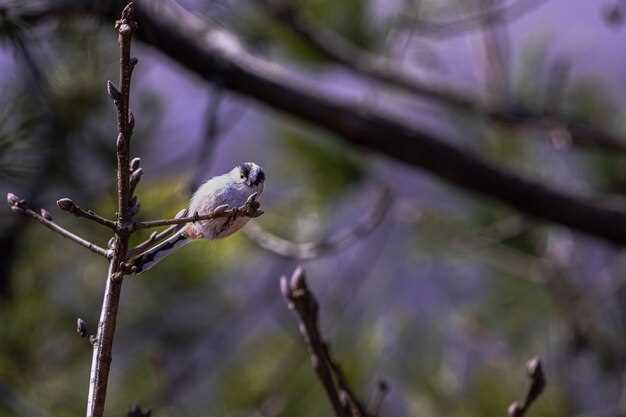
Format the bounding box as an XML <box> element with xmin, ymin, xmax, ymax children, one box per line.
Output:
<box><xmin>1</xmin><ymin>1</ymin><xmax>626</xmax><ymax>416</ymax></box>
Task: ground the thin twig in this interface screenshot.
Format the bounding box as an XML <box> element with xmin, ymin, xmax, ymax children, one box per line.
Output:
<box><xmin>397</xmin><ymin>0</ymin><xmax>550</xmax><ymax>38</ymax></box>
<box><xmin>281</xmin><ymin>266</ymin><xmax>371</xmax><ymax>417</ymax></box>
<box><xmin>6</xmin><ymin>193</ymin><xmax>110</xmax><ymax>258</ymax></box>
<box><xmin>10</xmin><ymin>2</ymin><xmax>626</xmax><ymax>246</ymax></box>
<box><xmin>507</xmin><ymin>357</ymin><xmax>546</xmax><ymax>417</ymax></box>
<box><xmin>132</xmin><ymin>192</ymin><xmax>263</xmax><ymax>230</ymax></box>
<box><xmin>260</xmin><ymin>0</ymin><xmax>626</xmax><ymax>154</ymax></box>
<box><xmin>127</xmin><ymin>208</ymin><xmax>188</xmax><ymax>257</ymax></box>
<box><xmin>244</xmin><ymin>186</ymin><xmax>392</xmax><ymax>260</ymax></box>
<box><xmin>56</xmin><ymin>197</ymin><xmax>116</xmax><ymax>229</ymax></box>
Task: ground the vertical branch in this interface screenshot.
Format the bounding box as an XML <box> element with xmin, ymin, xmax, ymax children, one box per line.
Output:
<box><xmin>86</xmin><ymin>3</ymin><xmax>137</xmax><ymax>417</ymax></box>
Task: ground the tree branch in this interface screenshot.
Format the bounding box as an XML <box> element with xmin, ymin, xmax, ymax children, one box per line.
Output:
<box><xmin>281</xmin><ymin>266</ymin><xmax>370</xmax><ymax>417</ymax></box>
<box><xmin>6</xmin><ymin>193</ymin><xmax>110</xmax><ymax>258</ymax></box>
<box><xmin>128</xmin><ymin>209</ymin><xmax>188</xmax><ymax>257</ymax></box>
<box><xmin>260</xmin><ymin>0</ymin><xmax>626</xmax><ymax>154</ymax></box>
<box><xmin>86</xmin><ymin>4</ymin><xmax>138</xmax><ymax>417</ymax></box>
<box><xmin>132</xmin><ymin>191</ymin><xmax>263</xmax><ymax>230</ymax></box>
<box><xmin>397</xmin><ymin>0</ymin><xmax>550</xmax><ymax>38</ymax></box>
<box><xmin>244</xmin><ymin>186</ymin><xmax>391</xmax><ymax>259</ymax></box>
<box><xmin>507</xmin><ymin>357</ymin><xmax>546</xmax><ymax>417</ymax></box>
<box><xmin>124</xmin><ymin>1</ymin><xmax>626</xmax><ymax>246</ymax></box>
<box><xmin>56</xmin><ymin>197</ymin><xmax>116</xmax><ymax>230</ymax></box>
<box><xmin>10</xmin><ymin>1</ymin><xmax>626</xmax><ymax>247</ymax></box>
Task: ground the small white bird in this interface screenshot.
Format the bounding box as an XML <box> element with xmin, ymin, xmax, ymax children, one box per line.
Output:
<box><xmin>132</xmin><ymin>162</ymin><xmax>265</xmax><ymax>273</ymax></box>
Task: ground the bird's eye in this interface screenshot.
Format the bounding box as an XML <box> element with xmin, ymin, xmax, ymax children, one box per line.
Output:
<box><xmin>240</xmin><ymin>173</ymin><xmax>245</xmax><ymax>179</ymax></box>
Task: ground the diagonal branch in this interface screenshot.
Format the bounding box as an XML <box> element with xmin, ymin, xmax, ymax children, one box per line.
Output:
<box><xmin>9</xmin><ymin>1</ymin><xmax>626</xmax><ymax>246</ymax></box>
<box><xmin>281</xmin><ymin>266</ymin><xmax>370</xmax><ymax>417</ymax></box>
<box><xmin>507</xmin><ymin>357</ymin><xmax>546</xmax><ymax>417</ymax></box>
<box><xmin>132</xmin><ymin>192</ymin><xmax>264</xmax><ymax>230</ymax></box>
<box><xmin>128</xmin><ymin>209</ymin><xmax>188</xmax><ymax>257</ymax></box>
<box><xmin>244</xmin><ymin>186</ymin><xmax>392</xmax><ymax>259</ymax></box>
<box><xmin>397</xmin><ymin>0</ymin><xmax>550</xmax><ymax>38</ymax></box>
<box><xmin>122</xmin><ymin>1</ymin><xmax>626</xmax><ymax>246</ymax></box>
<box><xmin>260</xmin><ymin>0</ymin><xmax>626</xmax><ymax>154</ymax></box>
<box><xmin>56</xmin><ymin>198</ymin><xmax>116</xmax><ymax>230</ymax></box>
<box><xmin>6</xmin><ymin>193</ymin><xmax>110</xmax><ymax>258</ymax></box>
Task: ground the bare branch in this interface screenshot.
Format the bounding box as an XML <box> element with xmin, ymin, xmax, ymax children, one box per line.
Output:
<box><xmin>507</xmin><ymin>357</ymin><xmax>546</xmax><ymax>417</ymax></box>
<box><xmin>56</xmin><ymin>198</ymin><xmax>116</xmax><ymax>229</ymax></box>
<box><xmin>128</xmin><ymin>208</ymin><xmax>188</xmax><ymax>257</ymax></box>
<box><xmin>397</xmin><ymin>0</ymin><xmax>550</xmax><ymax>38</ymax></box>
<box><xmin>261</xmin><ymin>0</ymin><xmax>626</xmax><ymax>154</ymax></box>
<box><xmin>281</xmin><ymin>266</ymin><xmax>370</xmax><ymax>417</ymax></box>
<box><xmin>132</xmin><ymin>192</ymin><xmax>263</xmax><ymax>230</ymax></box>
<box><xmin>245</xmin><ymin>186</ymin><xmax>391</xmax><ymax>259</ymax></box>
<box><xmin>6</xmin><ymin>193</ymin><xmax>110</xmax><ymax>258</ymax></box>
<box><xmin>9</xmin><ymin>1</ymin><xmax>626</xmax><ymax>246</ymax></box>
<box><xmin>86</xmin><ymin>4</ymin><xmax>138</xmax><ymax>417</ymax></box>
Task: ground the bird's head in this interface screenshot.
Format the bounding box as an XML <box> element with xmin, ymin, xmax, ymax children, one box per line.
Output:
<box><xmin>233</xmin><ymin>162</ymin><xmax>265</xmax><ymax>193</ymax></box>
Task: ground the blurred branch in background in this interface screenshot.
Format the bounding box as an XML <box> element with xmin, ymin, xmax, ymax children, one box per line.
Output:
<box><xmin>7</xmin><ymin>1</ymin><xmax>626</xmax><ymax>246</ymax></box>
<box><xmin>244</xmin><ymin>185</ymin><xmax>392</xmax><ymax>260</ymax></box>
<box><xmin>397</xmin><ymin>0</ymin><xmax>550</xmax><ymax>38</ymax></box>
<box><xmin>258</xmin><ymin>0</ymin><xmax>626</xmax><ymax>154</ymax></box>
<box><xmin>478</xmin><ymin>0</ymin><xmax>512</xmax><ymax>102</ymax></box>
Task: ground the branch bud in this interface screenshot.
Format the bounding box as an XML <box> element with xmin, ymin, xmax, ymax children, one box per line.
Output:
<box><xmin>130</xmin><ymin>167</ymin><xmax>143</xmax><ymax>187</ymax></box>
<box><xmin>526</xmin><ymin>357</ymin><xmax>541</xmax><ymax>377</ymax></box>
<box><xmin>175</xmin><ymin>208</ymin><xmax>189</xmax><ymax>219</ymax></box>
<box><xmin>40</xmin><ymin>208</ymin><xmax>52</xmax><ymax>221</ymax></box>
<box><xmin>130</xmin><ymin>157</ymin><xmax>141</xmax><ymax>171</ymax></box>
<box><xmin>6</xmin><ymin>192</ymin><xmax>19</xmax><ymax>206</ymax></box>
<box><xmin>290</xmin><ymin>265</ymin><xmax>306</xmax><ymax>292</ymax></box>
<box><xmin>106</xmin><ymin>80</ymin><xmax>121</xmax><ymax>102</ymax></box>
<box><xmin>280</xmin><ymin>275</ymin><xmax>290</xmax><ymax>299</ymax></box>
<box><xmin>128</xmin><ymin>112</ymin><xmax>135</xmax><ymax>133</ymax></box>
<box><xmin>76</xmin><ymin>318</ymin><xmax>88</xmax><ymax>338</ymax></box>
<box><xmin>507</xmin><ymin>402</ymin><xmax>522</xmax><ymax>417</ymax></box>
<box><xmin>57</xmin><ymin>198</ymin><xmax>77</xmax><ymax>213</ymax></box>
<box><xmin>212</xmin><ymin>204</ymin><xmax>229</xmax><ymax>216</ymax></box>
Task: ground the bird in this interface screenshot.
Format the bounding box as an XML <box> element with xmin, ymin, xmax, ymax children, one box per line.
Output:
<box><xmin>131</xmin><ymin>162</ymin><xmax>265</xmax><ymax>273</ymax></box>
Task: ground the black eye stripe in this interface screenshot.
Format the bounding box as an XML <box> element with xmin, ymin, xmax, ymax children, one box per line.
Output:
<box><xmin>240</xmin><ymin>164</ymin><xmax>251</xmax><ymax>178</ymax></box>
<box><xmin>254</xmin><ymin>170</ymin><xmax>265</xmax><ymax>185</ymax></box>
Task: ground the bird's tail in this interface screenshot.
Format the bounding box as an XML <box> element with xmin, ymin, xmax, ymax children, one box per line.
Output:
<box><xmin>131</xmin><ymin>231</ymin><xmax>191</xmax><ymax>273</ymax></box>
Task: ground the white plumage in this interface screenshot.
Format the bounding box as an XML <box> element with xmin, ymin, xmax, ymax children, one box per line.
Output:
<box><xmin>132</xmin><ymin>162</ymin><xmax>265</xmax><ymax>273</ymax></box>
